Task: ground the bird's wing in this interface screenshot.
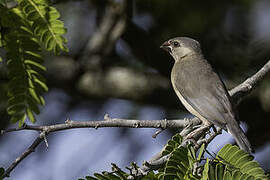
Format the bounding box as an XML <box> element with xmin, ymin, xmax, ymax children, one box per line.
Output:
<box><xmin>173</xmin><ymin>60</ymin><xmax>235</xmax><ymax>128</ymax></box>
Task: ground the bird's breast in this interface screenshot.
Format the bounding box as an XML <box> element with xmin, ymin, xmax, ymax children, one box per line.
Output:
<box><xmin>171</xmin><ymin>64</ymin><xmax>210</xmax><ymax>125</ymax></box>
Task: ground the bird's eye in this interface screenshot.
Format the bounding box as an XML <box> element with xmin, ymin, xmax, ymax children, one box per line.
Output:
<box><xmin>173</xmin><ymin>41</ymin><xmax>180</xmax><ymax>47</ymax></box>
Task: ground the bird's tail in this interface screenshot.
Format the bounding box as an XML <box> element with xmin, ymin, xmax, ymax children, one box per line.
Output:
<box><xmin>226</xmin><ymin>121</ymin><xmax>253</xmax><ymax>154</ymax></box>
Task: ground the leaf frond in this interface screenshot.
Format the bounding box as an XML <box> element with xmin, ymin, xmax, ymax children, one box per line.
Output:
<box><xmin>18</xmin><ymin>0</ymin><xmax>68</xmax><ymax>54</ymax></box>
<box><xmin>0</xmin><ymin>5</ymin><xmax>47</xmax><ymax>125</ymax></box>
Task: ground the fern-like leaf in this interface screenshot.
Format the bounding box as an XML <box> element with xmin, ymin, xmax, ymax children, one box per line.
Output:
<box><xmin>217</xmin><ymin>144</ymin><xmax>268</xmax><ymax>179</ymax></box>
<box><xmin>202</xmin><ymin>144</ymin><xmax>268</xmax><ymax>180</ymax></box>
<box><xmin>0</xmin><ymin>167</ymin><xmax>5</xmax><ymax>179</ymax></box>
<box><xmin>158</xmin><ymin>134</ymin><xmax>200</xmax><ymax>180</ymax></box>
<box><xmin>78</xmin><ymin>164</ymin><xmax>130</xmax><ymax>180</ymax></box>
<box><xmin>202</xmin><ymin>158</ymin><xmax>210</xmax><ymax>180</ymax></box>
<box><xmin>18</xmin><ymin>0</ymin><xmax>68</xmax><ymax>54</ymax></box>
<box><xmin>0</xmin><ymin>5</ymin><xmax>47</xmax><ymax>126</ymax></box>
<box><xmin>0</xmin><ymin>29</ymin><xmax>3</xmax><ymax>48</ymax></box>
<box><xmin>162</xmin><ymin>133</ymin><xmax>183</xmax><ymax>156</ymax></box>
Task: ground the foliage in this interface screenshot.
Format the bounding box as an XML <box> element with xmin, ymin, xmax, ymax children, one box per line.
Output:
<box><xmin>18</xmin><ymin>0</ymin><xmax>68</xmax><ymax>54</ymax></box>
<box><xmin>79</xmin><ymin>135</ymin><xmax>269</xmax><ymax>180</ymax></box>
<box><xmin>213</xmin><ymin>144</ymin><xmax>269</xmax><ymax>180</ymax></box>
<box><xmin>0</xmin><ymin>0</ymin><xmax>67</xmax><ymax>126</ymax></box>
<box><xmin>78</xmin><ymin>163</ymin><xmax>130</xmax><ymax>180</ymax></box>
<box><xmin>0</xmin><ymin>168</ymin><xmax>4</xmax><ymax>180</ymax></box>
<box><xmin>157</xmin><ymin>134</ymin><xmax>200</xmax><ymax>180</ymax></box>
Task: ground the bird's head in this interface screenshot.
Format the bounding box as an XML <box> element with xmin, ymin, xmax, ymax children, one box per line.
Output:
<box><xmin>160</xmin><ymin>37</ymin><xmax>202</xmax><ymax>61</ymax></box>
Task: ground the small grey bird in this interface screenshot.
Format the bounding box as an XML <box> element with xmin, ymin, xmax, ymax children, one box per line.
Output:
<box><xmin>160</xmin><ymin>37</ymin><xmax>253</xmax><ymax>153</ymax></box>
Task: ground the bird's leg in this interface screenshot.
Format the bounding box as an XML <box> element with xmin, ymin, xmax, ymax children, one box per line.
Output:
<box><xmin>192</xmin><ymin>125</ymin><xmax>203</xmax><ymax>129</ymax></box>
<box><xmin>180</xmin><ymin>118</ymin><xmax>201</xmax><ymax>137</ymax></box>
<box><xmin>211</xmin><ymin>125</ymin><xmax>217</xmax><ymax>133</ymax></box>
<box><xmin>184</xmin><ymin>124</ymin><xmax>211</xmax><ymax>143</ymax></box>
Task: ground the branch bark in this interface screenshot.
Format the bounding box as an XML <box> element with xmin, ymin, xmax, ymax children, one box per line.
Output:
<box><xmin>3</xmin><ymin>137</ymin><xmax>43</xmax><ymax>178</ymax></box>
<box><xmin>229</xmin><ymin>60</ymin><xmax>270</xmax><ymax>105</ymax></box>
<box><xmin>1</xmin><ymin>117</ymin><xmax>200</xmax><ymax>135</ymax></box>
<box><xmin>1</xmin><ymin>60</ymin><xmax>270</xmax><ymax>178</ymax></box>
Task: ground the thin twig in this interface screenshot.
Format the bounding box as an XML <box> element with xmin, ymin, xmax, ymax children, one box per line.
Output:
<box><xmin>3</xmin><ymin>136</ymin><xmax>43</xmax><ymax>178</ymax></box>
<box><xmin>230</xmin><ymin>60</ymin><xmax>270</xmax><ymax>105</ymax></box>
<box><xmin>195</xmin><ymin>128</ymin><xmax>223</xmax><ymax>151</ymax></box>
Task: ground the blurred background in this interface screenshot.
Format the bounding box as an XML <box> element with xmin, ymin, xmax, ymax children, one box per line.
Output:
<box><xmin>0</xmin><ymin>0</ymin><xmax>270</xmax><ymax>179</ymax></box>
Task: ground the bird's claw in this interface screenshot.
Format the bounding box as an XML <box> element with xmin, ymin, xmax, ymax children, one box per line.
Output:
<box><xmin>183</xmin><ymin>137</ymin><xmax>198</xmax><ymax>146</ymax></box>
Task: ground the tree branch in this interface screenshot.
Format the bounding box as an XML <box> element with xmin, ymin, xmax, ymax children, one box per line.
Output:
<box><xmin>78</xmin><ymin>0</ymin><xmax>127</xmax><ymax>68</ymax></box>
<box><xmin>3</xmin><ymin>136</ymin><xmax>43</xmax><ymax>178</ymax></box>
<box><xmin>1</xmin><ymin>59</ymin><xmax>270</xmax><ymax>178</ymax></box>
<box><xmin>1</xmin><ymin>117</ymin><xmax>201</xmax><ymax>135</ymax></box>
<box><xmin>229</xmin><ymin>60</ymin><xmax>270</xmax><ymax>104</ymax></box>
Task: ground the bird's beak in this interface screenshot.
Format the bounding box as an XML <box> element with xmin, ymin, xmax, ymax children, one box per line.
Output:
<box><xmin>160</xmin><ymin>41</ymin><xmax>172</xmax><ymax>53</ymax></box>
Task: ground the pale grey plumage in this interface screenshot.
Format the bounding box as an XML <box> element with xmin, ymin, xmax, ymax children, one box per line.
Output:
<box><xmin>161</xmin><ymin>37</ymin><xmax>253</xmax><ymax>153</ymax></box>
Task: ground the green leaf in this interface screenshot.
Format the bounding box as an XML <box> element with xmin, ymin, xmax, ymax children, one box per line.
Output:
<box><xmin>217</xmin><ymin>144</ymin><xmax>268</xmax><ymax>179</ymax></box>
<box><xmin>197</xmin><ymin>143</ymin><xmax>205</xmax><ymax>161</ymax></box>
<box><xmin>25</xmin><ymin>59</ymin><xmax>46</xmax><ymax>71</ymax></box>
<box><xmin>202</xmin><ymin>158</ymin><xmax>209</xmax><ymax>180</ymax></box>
<box><xmin>7</xmin><ymin>103</ymin><xmax>26</xmax><ymax>115</ymax></box>
<box><xmin>208</xmin><ymin>163</ymin><xmax>215</xmax><ymax>180</ymax></box>
<box><xmin>111</xmin><ymin>163</ymin><xmax>128</xmax><ymax>179</ymax></box>
<box><xmin>215</xmin><ymin>163</ymin><xmax>224</xmax><ymax>180</ymax></box>
<box><xmin>93</xmin><ymin>173</ymin><xmax>110</xmax><ymax>180</ymax></box>
<box><xmin>0</xmin><ymin>30</ymin><xmax>3</xmax><ymax>48</ymax></box>
<box><xmin>78</xmin><ymin>163</ymin><xmax>130</xmax><ymax>180</ymax></box>
<box><xmin>141</xmin><ymin>171</ymin><xmax>157</xmax><ymax>180</ymax></box>
<box><xmin>28</xmin><ymin>87</ymin><xmax>42</xmax><ymax>104</ymax></box>
<box><xmin>7</xmin><ymin>94</ymin><xmax>26</xmax><ymax>107</ymax></box>
<box><xmin>231</xmin><ymin>170</ymin><xmax>241</xmax><ymax>179</ymax></box>
<box><xmin>187</xmin><ymin>143</ymin><xmax>196</xmax><ymax>160</ymax></box>
<box><xmin>26</xmin><ymin>107</ymin><xmax>36</xmax><ymax>123</ymax></box>
<box><xmin>158</xmin><ymin>134</ymin><xmax>203</xmax><ymax>179</ymax></box>
<box><xmin>11</xmin><ymin>113</ymin><xmax>26</xmax><ymax>125</ymax></box>
<box><xmin>0</xmin><ymin>167</ymin><xmax>5</xmax><ymax>179</ymax></box>
<box><xmin>1</xmin><ymin>6</ymin><xmax>46</xmax><ymax>125</ymax></box>
<box><xmin>33</xmin><ymin>77</ymin><xmax>48</xmax><ymax>92</ymax></box>
<box><xmin>223</xmin><ymin>171</ymin><xmax>232</xmax><ymax>180</ymax></box>
<box><xmin>18</xmin><ymin>0</ymin><xmax>69</xmax><ymax>54</ymax></box>
<box><xmin>26</xmin><ymin>95</ymin><xmax>40</xmax><ymax>114</ymax></box>
<box><xmin>187</xmin><ymin>144</ymin><xmax>196</xmax><ymax>171</ymax></box>
<box><xmin>162</xmin><ymin>133</ymin><xmax>183</xmax><ymax>156</ymax></box>
<box><xmin>85</xmin><ymin>177</ymin><xmax>97</xmax><ymax>180</ymax></box>
<box><xmin>162</xmin><ymin>146</ymin><xmax>191</xmax><ymax>180</ymax></box>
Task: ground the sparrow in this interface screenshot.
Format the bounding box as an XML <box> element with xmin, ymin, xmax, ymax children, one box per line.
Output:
<box><xmin>160</xmin><ymin>37</ymin><xmax>253</xmax><ymax>153</ymax></box>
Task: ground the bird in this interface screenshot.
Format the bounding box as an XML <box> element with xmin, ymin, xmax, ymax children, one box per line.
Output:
<box><xmin>160</xmin><ymin>37</ymin><xmax>253</xmax><ymax>153</ymax></box>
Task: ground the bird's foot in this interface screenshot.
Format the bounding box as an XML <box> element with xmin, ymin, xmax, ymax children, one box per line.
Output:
<box><xmin>182</xmin><ymin>137</ymin><xmax>198</xmax><ymax>147</ymax></box>
<box><xmin>184</xmin><ymin>124</ymin><xmax>211</xmax><ymax>140</ymax></box>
